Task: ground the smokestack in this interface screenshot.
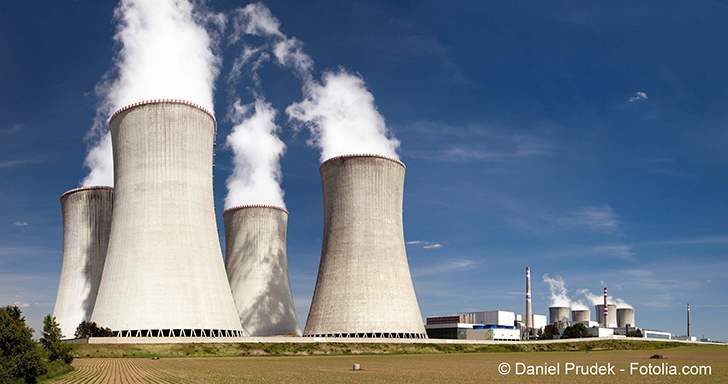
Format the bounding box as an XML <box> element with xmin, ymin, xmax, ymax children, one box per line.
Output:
<box><xmin>90</xmin><ymin>101</ymin><xmax>243</xmax><ymax>337</ymax></box>
<box><xmin>603</xmin><ymin>287</ymin><xmax>608</xmax><ymax>328</ymax></box>
<box><xmin>303</xmin><ymin>154</ymin><xmax>426</xmax><ymax>338</ymax></box>
<box><xmin>223</xmin><ymin>205</ymin><xmax>301</xmax><ymax>336</ymax></box>
<box><xmin>687</xmin><ymin>303</ymin><xmax>691</xmax><ymax>338</ymax></box>
<box><xmin>526</xmin><ymin>267</ymin><xmax>532</xmax><ymax>330</ymax></box>
<box><xmin>617</xmin><ymin>308</ymin><xmax>635</xmax><ymax>328</ymax></box>
<box><xmin>53</xmin><ymin>186</ymin><xmax>113</xmax><ymax>339</ymax></box>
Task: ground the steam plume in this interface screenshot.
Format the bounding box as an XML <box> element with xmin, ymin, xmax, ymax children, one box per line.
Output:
<box><xmin>81</xmin><ymin>0</ymin><xmax>223</xmax><ymax>187</ymax></box>
<box><xmin>542</xmin><ymin>274</ymin><xmax>571</xmax><ymax>308</ymax></box>
<box><xmin>577</xmin><ymin>288</ymin><xmax>621</xmax><ymax>306</ymax></box>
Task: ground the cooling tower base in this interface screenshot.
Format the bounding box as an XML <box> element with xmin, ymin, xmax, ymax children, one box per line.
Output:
<box><xmin>112</xmin><ymin>329</ymin><xmax>246</xmax><ymax>338</ymax></box>
<box><xmin>305</xmin><ymin>332</ymin><xmax>428</xmax><ymax>339</ymax></box>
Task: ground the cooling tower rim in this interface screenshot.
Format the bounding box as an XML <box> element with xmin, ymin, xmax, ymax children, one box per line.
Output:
<box><xmin>617</xmin><ymin>307</ymin><xmax>635</xmax><ymax>310</ymax></box>
<box><xmin>320</xmin><ymin>153</ymin><xmax>405</xmax><ymax>170</ymax></box>
<box><xmin>548</xmin><ymin>306</ymin><xmax>570</xmax><ymax>309</ymax></box>
<box><xmin>109</xmin><ymin>99</ymin><xmax>216</xmax><ymax>127</ymax></box>
<box><xmin>223</xmin><ymin>204</ymin><xmax>288</xmax><ymax>215</ymax></box>
<box><xmin>60</xmin><ymin>186</ymin><xmax>114</xmax><ymax>201</ymax></box>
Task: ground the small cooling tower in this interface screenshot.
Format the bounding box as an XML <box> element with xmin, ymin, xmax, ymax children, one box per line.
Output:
<box><xmin>90</xmin><ymin>100</ymin><xmax>243</xmax><ymax>337</ymax></box>
<box><xmin>224</xmin><ymin>205</ymin><xmax>301</xmax><ymax>336</ymax></box>
<box><xmin>549</xmin><ymin>307</ymin><xmax>570</xmax><ymax>324</ymax></box>
<box><xmin>571</xmin><ymin>309</ymin><xmax>591</xmax><ymax>322</ymax></box>
<box><xmin>53</xmin><ymin>186</ymin><xmax>113</xmax><ymax>339</ymax></box>
<box><xmin>595</xmin><ymin>304</ymin><xmax>618</xmax><ymax>328</ymax></box>
<box><xmin>304</xmin><ymin>154</ymin><xmax>426</xmax><ymax>338</ymax></box>
<box><xmin>617</xmin><ymin>308</ymin><xmax>635</xmax><ymax>328</ymax></box>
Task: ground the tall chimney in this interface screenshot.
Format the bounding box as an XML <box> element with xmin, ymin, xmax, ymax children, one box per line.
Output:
<box><xmin>687</xmin><ymin>303</ymin><xmax>691</xmax><ymax>338</ymax></box>
<box><xmin>603</xmin><ymin>286</ymin><xmax>608</xmax><ymax>328</ymax></box>
<box><xmin>525</xmin><ymin>267</ymin><xmax>532</xmax><ymax>330</ymax></box>
<box><xmin>90</xmin><ymin>100</ymin><xmax>243</xmax><ymax>337</ymax></box>
<box><xmin>303</xmin><ymin>154</ymin><xmax>426</xmax><ymax>338</ymax></box>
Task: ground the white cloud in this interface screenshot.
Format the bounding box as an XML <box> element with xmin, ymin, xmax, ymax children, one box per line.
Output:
<box><xmin>406</xmin><ymin>240</ymin><xmax>443</xmax><ymax>249</ymax></box>
<box><xmin>13</xmin><ymin>301</ymin><xmax>30</xmax><ymax>308</ymax></box>
<box><xmin>423</xmin><ymin>243</ymin><xmax>443</xmax><ymax>249</ymax></box>
<box><xmin>411</xmin><ymin>259</ymin><xmax>477</xmax><ymax>277</ymax></box>
<box><xmin>629</xmin><ymin>92</ymin><xmax>648</xmax><ymax>102</ymax></box>
<box><xmin>13</xmin><ymin>222</ymin><xmax>28</xmax><ymax>227</ymax></box>
<box><xmin>556</xmin><ymin>205</ymin><xmax>621</xmax><ymax>234</ymax></box>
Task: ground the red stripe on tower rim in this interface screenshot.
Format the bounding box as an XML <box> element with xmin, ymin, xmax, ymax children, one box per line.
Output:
<box><xmin>320</xmin><ymin>153</ymin><xmax>405</xmax><ymax>170</ymax></box>
<box><xmin>223</xmin><ymin>204</ymin><xmax>289</xmax><ymax>215</ymax></box>
<box><xmin>108</xmin><ymin>99</ymin><xmax>216</xmax><ymax>127</ymax></box>
<box><xmin>60</xmin><ymin>185</ymin><xmax>114</xmax><ymax>201</ymax></box>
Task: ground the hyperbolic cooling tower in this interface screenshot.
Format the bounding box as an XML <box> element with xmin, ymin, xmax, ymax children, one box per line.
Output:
<box><xmin>595</xmin><ymin>304</ymin><xmax>618</xmax><ymax>328</ymax></box>
<box><xmin>223</xmin><ymin>205</ymin><xmax>301</xmax><ymax>336</ymax></box>
<box><xmin>571</xmin><ymin>309</ymin><xmax>591</xmax><ymax>322</ymax></box>
<box><xmin>90</xmin><ymin>100</ymin><xmax>243</xmax><ymax>337</ymax></box>
<box><xmin>304</xmin><ymin>154</ymin><xmax>427</xmax><ymax>338</ymax></box>
<box><xmin>53</xmin><ymin>186</ymin><xmax>113</xmax><ymax>339</ymax></box>
<box><xmin>549</xmin><ymin>307</ymin><xmax>570</xmax><ymax>324</ymax></box>
<box><xmin>617</xmin><ymin>308</ymin><xmax>635</xmax><ymax>328</ymax></box>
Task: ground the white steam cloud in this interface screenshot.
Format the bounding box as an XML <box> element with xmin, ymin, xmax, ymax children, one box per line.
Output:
<box><xmin>81</xmin><ymin>0</ymin><xmax>223</xmax><ymax>187</ymax></box>
<box><xmin>542</xmin><ymin>274</ymin><xmax>571</xmax><ymax>308</ymax></box>
<box><xmin>575</xmin><ymin>288</ymin><xmax>631</xmax><ymax>307</ymax></box>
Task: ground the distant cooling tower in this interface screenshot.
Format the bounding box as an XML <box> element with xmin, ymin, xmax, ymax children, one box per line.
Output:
<box><xmin>617</xmin><ymin>308</ymin><xmax>635</xmax><ymax>328</ymax></box>
<box><xmin>304</xmin><ymin>154</ymin><xmax>427</xmax><ymax>338</ymax></box>
<box><xmin>549</xmin><ymin>307</ymin><xmax>569</xmax><ymax>324</ymax></box>
<box><xmin>91</xmin><ymin>100</ymin><xmax>243</xmax><ymax>337</ymax></box>
<box><xmin>571</xmin><ymin>309</ymin><xmax>591</xmax><ymax>322</ymax></box>
<box><xmin>53</xmin><ymin>186</ymin><xmax>113</xmax><ymax>339</ymax></box>
<box><xmin>224</xmin><ymin>205</ymin><xmax>301</xmax><ymax>336</ymax></box>
<box><xmin>595</xmin><ymin>304</ymin><xmax>618</xmax><ymax>328</ymax></box>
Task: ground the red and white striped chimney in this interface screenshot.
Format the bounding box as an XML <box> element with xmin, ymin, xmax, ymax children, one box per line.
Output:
<box><xmin>603</xmin><ymin>286</ymin><xmax>609</xmax><ymax>328</ymax></box>
<box><xmin>525</xmin><ymin>267</ymin><xmax>532</xmax><ymax>329</ymax></box>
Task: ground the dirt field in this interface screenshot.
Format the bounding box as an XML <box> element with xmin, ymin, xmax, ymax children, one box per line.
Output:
<box><xmin>49</xmin><ymin>345</ymin><xmax>727</xmax><ymax>383</ymax></box>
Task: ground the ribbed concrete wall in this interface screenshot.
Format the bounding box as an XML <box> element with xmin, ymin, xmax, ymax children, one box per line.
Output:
<box><xmin>595</xmin><ymin>304</ymin><xmax>618</xmax><ymax>328</ymax></box>
<box><xmin>571</xmin><ymin>309</ymin><xmax>591</xmax><ymax>322</ymax></box>
<box><xmin>91</xmin><ymin>101</ymin><xmax>243</xmax><ymax>335</ymax></box>
<box><xmin>617</xmin><ymin>308</ymin><xmax>636</xmax><ymax>327</ymax></box>
<box><xmin>224</xmin><ymin>205</ymin><xmax>301</xmax><ymax>336</ymax></box>
<box><xmin>549</xmin><ymin>307</ymin><xmax>569</xmax><ymax>324</ymax></box>
<box><xmin>53</xmin><ymin>186</ymin><xmax>113</xmax><ymax>339</ymax></box>
<box><xmin>304</xmin><ymin>154</ymin><xmax>426</xmax><ymax>338</ymax></box>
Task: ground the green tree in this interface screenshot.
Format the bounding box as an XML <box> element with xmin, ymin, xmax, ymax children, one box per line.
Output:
<box><xmin>539</xmin><ymin>329</ymin><xmax>554</xmax><ymax>340</ymax></box>
<box><xmin>563</xmin><ymin>323</ymin><xmax>589</xmax><ymax>339</ymax></box>
<box><xmin>74</xmin><ymin>321</ymin><xmax>114</xmax><ymax>338</ymax></box>
<box><xmin>0</xmin><ymin>305</ymin><xmax>48</xmax><ymax>383</ymax></box>
<box><xmin>40</xmin><ymin>314</ymin><xmax>73</xmax><ymax>364</ymax></box>
<box><xmin>626</xmin><ymin>329</ymin><xmax>643</xmax><ymax>338</ymax></box>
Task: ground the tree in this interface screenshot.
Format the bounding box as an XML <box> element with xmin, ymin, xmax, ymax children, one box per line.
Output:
<box><xmin>563</xmin><ymin>323</ymin><xmax>589</xmax><ymax>339</ymax></box>
<box><xmin>539</xmin><ymin>329</ymin><xmax>554</xmax><ymax>340</ymax></box>
<box><xmin>74</xmin><ymin>321</ymin><xmax>114</xmax><ymax>338</ymax></box>
<box><xmin>626</xmin><ymin>329</ymin><xmax>643</xmax><ymax>338</ymax></box>
<box><xmin>41</xmin><ymin>314</ymin><xmax>74</xmax><ymax>364</ymax></box>
<box><xmin>0</xmin><ymin>305</ymin><xmax>48</xmax><ymax>383</ymax></box>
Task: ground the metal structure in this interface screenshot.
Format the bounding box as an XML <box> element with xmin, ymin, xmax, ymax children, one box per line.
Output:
<box><xmin>525</xmin><ymin>267</ymin><xmax>532</xmax><ymax>329</ymax></box>
<box><xmin>595</xmin><ymin>304</ymin><xmax>618</xmax><ymax>328</ymax></box>
<box><xmin>224</xmin><ymin>205</ymin><xmax>301</xmax><ymax>336</ymax></box>
<box><xmin>687</xmin><ymin>303</ymin><xmax>691</xmax><ymax>338</ymax></box>
<box><xmin>53</xmin><ymin>186</ymin><xmax>113</xmax><ymax>339</ymax></box>
<box><xmin>304</xmin><ymin>154</ymin><xmax>426</xmax><ymax>338</ymax></box>
<box><xmin>90</xmin><ymin>100</ymin><xmax>243</xmax><ymax>337</ymax></box>
<box><xmin>571</xmin><ymin>309</ymin><xmax>591</xmax><ymax>322</ymax></box>
<box><xmin>549</xmin><ymin>306</ymin><xmax>569</xmax><ymax>324</ymax></box>
<box><xmin>616</xmin><ymin>308</ymin><xmax>635</xmax><ymax>328</ymax></box>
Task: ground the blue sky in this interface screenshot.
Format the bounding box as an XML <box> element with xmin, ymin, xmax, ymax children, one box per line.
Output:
<box><xmin>1</xmin><ymin>1</ymin><xmax>726</xmax><ymax>341</ymax></box>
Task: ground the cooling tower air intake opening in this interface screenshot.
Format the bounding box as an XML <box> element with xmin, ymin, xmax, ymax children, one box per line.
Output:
<box><xmin>109</xmin><ymin>99</ymin><xmax>216</xmax><ymax>127</ymax></box>
<box><xmin>223</xmin><ymin>204</ymin><xmax>289</xmax><ymax>215</ymax></box>
<box><xmin>319</xmin><ymin>153</ymin><xmax>406</xmax><ymax>170</ymax></box>
<box><xmin>60</xmin><ymin>186</ymin><xmax>114</xmax><ymax>201</ymax></box>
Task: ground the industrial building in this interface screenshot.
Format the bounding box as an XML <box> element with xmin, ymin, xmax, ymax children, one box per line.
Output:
<box><xmin>304</xmin><ymin>154</ymin><xmax>426</xmax><ymax>339</ymax></box>
<box><xmin>90</xmin><ymin>100</ymin><xmax>244</xmax><ymax>337</ymax></box>
<box><xmin>224</xmin><ymin>205</ymin><xmax>301</xmax><ymax>336</ymax></box>
<box><xmin>53</xmin><ymin>186</ymin><xmax>113</xmax><ymax>339</ymax></box>
<box><xmin>425</xmin><ymin>311</ymin><xmax>520</xmax><ymax>341</ymax></box>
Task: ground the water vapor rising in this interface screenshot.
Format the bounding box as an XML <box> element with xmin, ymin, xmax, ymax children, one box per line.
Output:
<box><xmin>577</xmin><ymin>288</ymin><xmax>617</xmax><ymax>306</ymax></box>
<box><xmin>542</xmin><ymin>274</ymin><xmax>571</xmax><ymax>308</ymax></box>
<box><xmin>81</xmin><ymin>0</ymin><xmax>223</xmax><ymax>187</ymax></box>
<box><xmin>224</xmin><ymin>99</ymin><xmax>286</xmax><ymax>209</ymax></box>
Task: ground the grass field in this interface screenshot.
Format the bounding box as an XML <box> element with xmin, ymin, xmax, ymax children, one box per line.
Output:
<box><xmin>48</xmin><ymin>344</ymin><xmax>728</xmax><ymax>383</ymax></box>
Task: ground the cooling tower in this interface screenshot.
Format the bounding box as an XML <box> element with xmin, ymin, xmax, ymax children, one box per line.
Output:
<box><xmin>595</xmin><ymin>304</ymin><xmax>618</xmax><ymax>328</ymax></box>
<box><xmin>617</xmin><ymin>308</ymin><xmax>635</xmax><ymax>328</ymax></box>
<box><xmin>304</xmin><ymin>154</ymin><xmax>426</xmax><ymax>338</ymax></box>
<box><xmin>224</xmin><ymin>205</ymin><xmax>301</xmax><ymax>336</ymax></box>
<box><xmin>53</xmin><ymin>186</ymin><xmax>113</xmax><ymax>339</ymax></box>
<box><xmin>571</xmin><ymin>309</ymin><xmax>591</xmax><ymax>322</ymax></box>
<box><xmin>549</xmin><ymin>307</ymin><xmax>569</xmax><ymax>324</ymax></box>
<box><xmin>90</xmin><ymin>100</ymin><xmax>243</xmax><ymax>337</ymax></box>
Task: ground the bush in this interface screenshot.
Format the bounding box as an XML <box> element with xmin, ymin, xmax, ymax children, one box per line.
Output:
<box><xmin>41</xmin><ymin>315</ymin><xmax>74</xmax><ymax>364</ymax></box>
<box><xmin>0</xmin><ymin>306</ymin><xmax>48</xmax><ymax>383</ymax></box>
<box><xmin>74</xmin><ymin>321</ymin><xmax>114</xmax><ymax>338</ymax></box>
<box><xmin>563</xmin><ymin>323</ymin><xmax>589</xmax><ymax>339</ymax></box>
<box><xmin>626</xmin><ymin>330</ymin><xmax>643</xmax><ymax>338</ymax></box>
<box><xmin>539</xmin><ymin>330</ymin><xmax>554</xmax><ymax>340</ymax></box>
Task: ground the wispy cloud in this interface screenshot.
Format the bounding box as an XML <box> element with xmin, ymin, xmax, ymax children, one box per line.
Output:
<box><xmin>0</xmin><ymin>124</ymin><xmax>23</xmax><ymax>137</ymax></box>
<box><xmin>411</xmin><ymin>259</ymin><xmax>477</xmax><ymax>277</ymax></box>
<box><xmin>588</xmin><ymin>244</ymin><xmax>635</xmax><ymax>260</ymax></box>
<box><xmin>13</xmin><ymin>301</ymin><xmax>30</xmax><ymax>308</ymax></box>
<box><xmin>556</xmin><ymin>205</ymin><xmax>621</xmax><ymax>234</ymax></box>
<box><xmin>629</xmin><ymin>92</ymin><xmax>648</xmax><ymax>102</ymax></box>
<box><xmin>0</xmin><ymin>159</ymin><xmax>35</xmax><ymax>168</ymax></box>
<box><xmin>629</xmin><ymin>157</ymin><xmax>694</xmax><ymax>177</ymax></box>
<box><xmin>661</xmin><ymin>237</ymin><xmax>728</xmax><ymax>245</ymax></box>
<box><xmin>13</xmin><ymin>222</ymin><xmax>28</xmax><ymax>227</ymax></box>
<box><xmin>407</xmin><ymin>240</ymin><xmax>443</xmax><ymax>249</ymax></box>
<box><xmin>423</xmin><ymin>243</ymin><xmax>443</xmax><ymax>249</ymax></box>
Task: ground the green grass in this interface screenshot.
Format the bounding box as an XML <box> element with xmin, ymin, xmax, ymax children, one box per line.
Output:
<box><xmin>71</xmin><ymin>339</ymin><xmax>688</xmax><ymax>359</ymax></box>
<box><xmin>38</xmin><ymin>361</ymin><xmax>74</xmax><ymax>382</ymax></box>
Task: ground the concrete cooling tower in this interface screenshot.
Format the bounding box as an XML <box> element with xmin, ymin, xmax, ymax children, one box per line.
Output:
<box><xmin>53</xmin><ymin>186</ymin><xmax>113</xmax><ymax>339</ymax></box>
<box><xmin>571</xmin><ymin>309</ymin><xmax>591</xmax><ymax>322</ymax></box>
<box><xmin>90</xmin><ymin>100</ymin><xmax>243</xmax><ymax>337</ymax></box>
<box><xmin>595</xmin><ymin>304</ymin><xmax>618</xmax><ymax>328</ymax></box>
<box><xmin>617</xmin><ymin>308</ymin><xmax>635</xmax><ymax>328</ymax></box>
<box><xmin>304</xmin><ymin>154</ymin><xmax>427</xmax><ymax>338</ymax></box>
<box><xmin>223</xmin><ymin>205</ymin><xmax>301</xmax><ymax>336</ymax></box>
<box><xmin>549</xmin><ymin>307</ymin><xmax>569</xmax><ymax>324</ymax></box>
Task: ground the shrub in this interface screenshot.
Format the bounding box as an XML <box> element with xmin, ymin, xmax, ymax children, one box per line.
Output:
<box><xmin>563</xmin><ymin>323</ymin><xmax>589</xmax><ymax>339</ymax></box>
<box><xmin>41</xmin><ymin>314</ymin><xmax>74</xmax><ymax>364</ymax></box>
<box><xmin>0</xmin><ymin>306</ymin><xmax>48</xmax><ymax>383</ymax></box>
